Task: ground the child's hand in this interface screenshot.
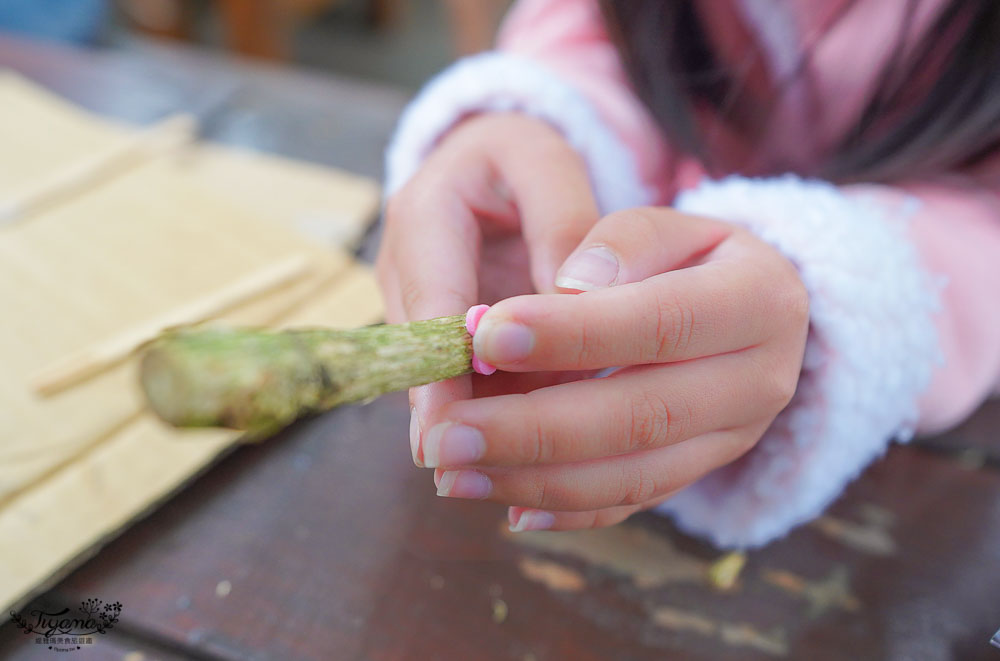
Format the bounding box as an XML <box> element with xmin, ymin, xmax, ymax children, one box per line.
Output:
<box><xmin>377</xmin><ymin>112</ymin><xmax>602</xmax><ymax>460</ymax></box>
<box><xmin>378</xmin><ymin>112</ymin><xmax>600</xmax><ymax>317</ymax></box>
<box><xmin>423</xmin><ymin>208</ymin><xmax>810</xmax><ymax>531</ymax></box>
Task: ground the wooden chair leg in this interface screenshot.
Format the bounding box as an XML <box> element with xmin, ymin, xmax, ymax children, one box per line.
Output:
<box><xmin>118</xmin><ymin>0</ymin><xmax>194</xmax><ymax>41</ymax></box>
<box><xmin>440</xmin><ymin>0</ymin><xmax>507</xmax><ymax>55</ymax></box>
<box><xmin>216</xmin><ymin>0</ymin><xmax>290</xmax><ymax>60</ymax></box>
<box><xmin>366</xmin><ymin>0</ymin><xmax>403</xmax><ymax>30</ymax></box>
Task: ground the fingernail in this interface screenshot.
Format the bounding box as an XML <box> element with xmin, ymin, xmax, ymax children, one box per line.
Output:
<box><xmin>436</xmin><ymin>470</ymin><xmax>492</xmax><ymax>499</ymax></box>
<box><xmin>474</xmin><ymin>318</ymin><xmax>534</xmax><ymax>365</ymax></box>
<box><xmin>409</xmin><ymin>407</ymin><xmax>423</xmax><ymax>467</ymax></box>
<box><xmin>423</xmin><ymin>422</ymin><xmax>485</xmax><ymax>468</ymax></box>
<box><xmin>509</xmin><ymin>509</ymin><xmax>555</xmax><ymax>533</ymax></box>
<box><xmin>555</xmin><ymin>246</ymin><xmax>619</xmax><ymax>291</ymax></box>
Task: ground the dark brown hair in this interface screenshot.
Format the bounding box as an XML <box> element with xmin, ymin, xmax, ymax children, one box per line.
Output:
<box><xmin>598</xmin><ymin>0</ymin><xmax>1000</xmax><ymax>182</ymax></box>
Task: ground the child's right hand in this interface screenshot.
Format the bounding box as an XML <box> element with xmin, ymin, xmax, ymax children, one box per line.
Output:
<box><xmin>376</xmin><ymin>112</ymin><xmax>602</xmax><ymax>461</ymax></box>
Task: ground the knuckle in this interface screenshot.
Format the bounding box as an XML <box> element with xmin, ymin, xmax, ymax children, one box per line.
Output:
<box><xmin>592</xmin><ymin>508</ymin><xmax>629</xmax><ymax>529</ymax></box>
<box><xmin>383</xmin><ymin>187</ymin><xmax>417</xmax><ymax>226</ymax></box>
<box><xmin>515</xmin><ymin>394</ymin><xmax>550</xmax><ymax>464</ymax></box>
<box><xmin>615</xmin><ymin>462</ymin><xmax>658</xmax><ymax>506</ymax></box>
<box><xmin>755</xmin><ymin>352</ymin><xmax>799</xmax><ymax>412</ymax></box>
<box><xmin>574</xmin><ymin>312</ymin><xmax>604</xmax><ymax>369</ymax></box>
<box><xmin>531</xmin><ymin>477</ymin><xmax>551</xmax><ymax>510</ymax></box>
<box><xmin>626</xmin><ymin>388</ymin><xmax>675</xmax><ymax>451</ymax></box>
<box><xmin>777</xmin><ymin>274</ymin><xmax>810</xmax><ymax>329</ymax></box>
<box><xmin>526</xmin><ymin>124</ymin><xmax>579</xmax><ymax>160</ymax></box>
<box><xmin>533</xmin><ymin>138</ymin><xmax>573</xmax><ymax>165</ymax></box>
<box><xmin>398</xmin><ymin>275</ymin><xmax>469</xmax><ymax>319</ymax></box>
<box><xmin>630</xmin><ymin>206</ymin><xmax>667</xmax><ymax>233</ymax></box>
<box><xmin>385</xmin><ymin>172</ymin><xmax>450</xmax><ymax>226</ymax></box>
<box><xmin>739</xmin><ymin>426</ymin><xmax>766</xmax><ymax>454</ymax></box>
<box><xmin>651</xmin><ymin>287</ymin><xmax>694</xmax><ymax>360</ymax></box>
<box><xmin>542</xmin><ymin>212</ymin><xmax>594</xmax><ymax>247</ymax></box>
<box><xmin>600</xmin><ymin>206</ymin><xmax>661</xmax><ymax>239</ymax></box>
<box><xmin>585</xmin><ymin>511</ymin><xmax>607</xmax><ymax>529</ymax></box>
<box><xmin>776</xmin><ymin>368</ymin><xmax>801</xmax><ymax>409</ymax></box>
<box><xmin>398</xmin><ymin>276</ymin><xmax>426</xmax><ymax>318</ymax></box>
<box><xmin>761</xmin><ymin>257</ymin><xmax>810</xmax><ymax>331</ymax></box>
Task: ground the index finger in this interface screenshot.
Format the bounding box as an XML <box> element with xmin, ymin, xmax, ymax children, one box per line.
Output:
<box><xmin>389</xmin><ymin>183</ymin><xmax>478</xmax><ymax>463</ymax></box>
<box><xmin>381</xmin><ymin>165</ymin><xmax>488</xmax><ymax>464</ymax></box>
<box><xmin>385</xmin><ymin>181</ymin><xmax>481</xmax><ymax>322</ymax></box>
<box><xmin>472</xmin><ymin>258</ymin><xmax>778</xmax><ymax>372</ymax></box>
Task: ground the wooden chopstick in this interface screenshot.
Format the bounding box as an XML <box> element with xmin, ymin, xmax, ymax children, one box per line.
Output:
<box><xmin>31</xmin><ymin>254</ymin><xmax>313</xmax><ymax>397</ymax></box>
<box><xmin>0</xmin><ymin>113</ymin><xmax>197</xmax><ymax>226</ymax></box>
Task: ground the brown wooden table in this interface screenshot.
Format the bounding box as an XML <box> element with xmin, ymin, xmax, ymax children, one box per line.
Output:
<box><xmin>2</xmin><ymin>32</ymin><xmax>999</xmax><ymax>661</ymax></box>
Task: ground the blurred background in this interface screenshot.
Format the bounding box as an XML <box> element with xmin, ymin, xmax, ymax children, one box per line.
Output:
<box><xmin>0</xmin><ymin>0</ymin><xmax>526</xmax><ymax>635</ymax></box>
<box><xmin>0</xmin><ymin>0</ymin><xmax>513</xmax><ymax>89</ymax></box>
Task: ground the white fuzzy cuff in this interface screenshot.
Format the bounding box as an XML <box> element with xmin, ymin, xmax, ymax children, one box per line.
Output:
<box><xmin>384</xmin><ymin>52</ymin><xmax>653</xmax><ymax>213</ymax></box>
<box><xmin>658</xmin><ymin>175</ymin><xmax>942</xmax><ymax>548</ymax></box>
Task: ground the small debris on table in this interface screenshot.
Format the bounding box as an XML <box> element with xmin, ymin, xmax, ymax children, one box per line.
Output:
<box><xmin>517</xmin><ymin>557</ymin><xmax>586</xmax><ymax>592</ymax></box>
<box><xmin>491</xmin><ymin>597</ymin><xmax>508</xmax><ymax>624</ymax></box>
<box><xmin>215</xmin><ymin>580</ymin><xmax>232</xmax><ymax>598</ymax></box>
<box><xmin>706</xmin><ymin>551</ymin><xmax>746</xmax><ymax>591</ymax></box>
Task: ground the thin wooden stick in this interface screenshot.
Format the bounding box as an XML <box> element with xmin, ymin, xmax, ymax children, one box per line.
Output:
<box><xmin>31</xmin><ymin>254</ymin><xmax>312</xmax><ymax>396</ymax></box>
<box><xmin>0</xmin><ymin>113</ymin><xmax>197</xmax><ymax>226</ymax></box>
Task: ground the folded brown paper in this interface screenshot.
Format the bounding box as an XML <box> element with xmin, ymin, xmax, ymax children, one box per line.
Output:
<box><xmin>0</xmin><ymin>71</ymin><xmax>383</xmax><ymax>614</ymax></box>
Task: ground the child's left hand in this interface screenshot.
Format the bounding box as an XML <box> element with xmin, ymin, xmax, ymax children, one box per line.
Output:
<box><xmin>424</xmin><ymin>206</ymin><xmax>811</xmax><ymax>531</ymax></box>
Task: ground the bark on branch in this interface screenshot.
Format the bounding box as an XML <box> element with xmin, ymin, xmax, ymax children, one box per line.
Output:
<box><xmin>140</xmin><ymin>314</ymin><xmax>471</xmax><ymax>435</ymax></box>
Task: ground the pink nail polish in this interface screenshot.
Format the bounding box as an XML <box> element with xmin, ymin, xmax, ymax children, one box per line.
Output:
<box><xmin>555</xmin><ymin>246</ymin><xmax>619</xmax><ymax>291</ymax></box>
<box><xmin>465</xmin><ymin>305</ymin><xmax>497</xmax><ymax>375</ymax></box>
<box><xmin>509</xmin><ymin>510</ymin><xmax>555</xmax><ymax>532</ymax></box>
<box><xmin>436</xmin><ymin>470</ymin><xmax>492</xmax><ymax>499</ymax></box>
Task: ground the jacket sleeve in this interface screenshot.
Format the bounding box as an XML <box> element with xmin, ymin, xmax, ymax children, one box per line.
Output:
<box><xmin>660</xmin><ymin>174</ymin><xmax>1000</xmax><ymax>548</ymax></box>
<box><xmin>383</xmin><ymin>0</ymin><xmax>1000</xmax><ymax>550</ymax></box>
<box><xmin>384</xmin><ymin>0</ymin><xmax>672</xmax><ymax>212</ymax></box>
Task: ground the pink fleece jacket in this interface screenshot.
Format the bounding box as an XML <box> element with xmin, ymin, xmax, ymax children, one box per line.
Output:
<box><xmin>384</xmin><ymin>0</ymin><xmax>1000</xmax><ymax>547</ymax></box>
